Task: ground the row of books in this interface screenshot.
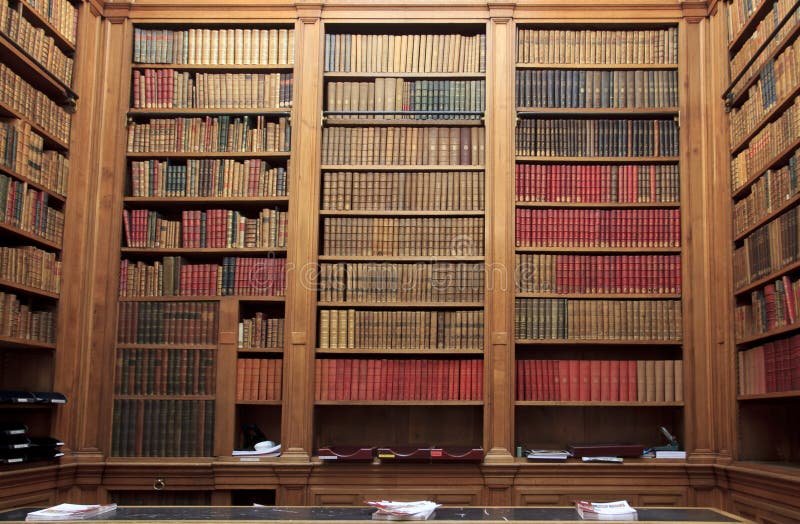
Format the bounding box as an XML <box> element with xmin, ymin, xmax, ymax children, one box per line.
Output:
<box><xmin>738</xmin><ymin>336</ymin><xmax>800</xmax><ymax>394</ymax></box>
<box><xmin>25</xmin><ymin>0</ymin><xmax>77</xmax><ymax>44</ymax></box>
<box><xmin>515</xmin><ymin>253</ymin><xmax>682</xmax><ymax>294</ymax></box>
<box><xmin>239</xmin><ymin>312</ymin><xmax>284</xmax><ymax>349</ymax></box>
<box><xmin>0</xmin><ymin>245</ymin><xmax>61</xmax><ymax>293</ymax></box>
<box><xmin>0</xmin><ymin>63</ymin><xmax>71</xmax><ymax>144</ymax></box>
<box><xmin>116</xmin><ymin>301</ymin><xmax>218</xmax><ymax>345</ymax></box>
<box><xmin>730</xmin><ymin>0</ymin><xmax>799</xmax><ymax>78</ymax></box>
<box><xmin>0</xmin><ymin>291</ymin><xmax>56</xmax><ymax>343</ymax></box>
<box><xmin>0</xmin><ymin>2</ymin><xmax>73</xmax><ymax>86</ymax></box>
<box><xmin>118</xmin><ymin>257</ymin><xmax>287</xmax><ymax>297</ymax></box>
<box><xmin>514</xmin><ymin>298</ymin><xmax>682</xmax><ymax>341</ymax></box>
<box><xmin>318</xmin><ymin>262</ymin><xmax>485</xmax><ymax>303</ymax></box>
<box><xmin>314</xmin><ymin>358</ymin><xmax>484</xmax><ymax>401</ymax></box>
<box><xmin>516</xmin><ymin>118</ymin><xmax>679</xmax><ymax>158</ymax></box>
<box><xmin>516</xmin><ymin>28</ymin><xmax>678</xmax><ymax>66</ymax></box>
<box><xmin>318</xmin><ymin>309</ymin><xmax>483</xmax><ymax>351</ymax></box>
<box><xmin>327</xmin><ymin>79</ymin><xmax>485</xmax><ymax>118</ymax></box>
<box><xmin>0</xmin><ymin>174</ymin><xmax>65</xmax><ymax>244</ymax></box>
<box><xmin>321</xmin><ymin>127</ymin><xmax>485</xmax><ymax>166</ymax></box>
<box><xmin>121</xmin><ymin>207</ymin><xmax>288</xmax><ymax>248</ymax></box>
<box><xmin>133</xmin><ymin>27</ymin><xmax>295</xmax><ymax>66</ymax></box>
<box><xmin>126</xmin><ymin>116</ymin><xmax>291</xmax><ymax>154</ymax></box>
<box><xmin>730</xmin><ymin>38</ymin><xmax>799</xmax><ymax>145</ymax></box>
<box><xmin>515</xmin><ymin>164</ymin><xmax>680</xmax><ymax>203</ymax></box>
<box><xmin>726</xmin><ymin>0</ymin><xmax>766</xmax><ymax>43</ymax></box>
<box><xmin>732</xmin><ymin>152</ymin><xmax>798</xmax><ymax>237</ymax></box>
<box><xmin>322</xmin><ymin>217</ymin><xmax>484</xmax><ymax>257</ymax></box>
<box><xmin>322</xmin><ymin>171</ymin><xmax>483</xmax><ymax>212</ymax></box>
<box><xmin>514</xmin><ymin>208</ymin><xmax>681</xmax><ymax>248</ymax></box>
<box><xmin>131</xmin><ymin>70</ymin><xmax>293</xmax><ymax>110</ymax></box>
<box><xmin>515</xmin><ymin>359</ymin><xmax>684</xmax><ymax>402</ymax></box>
<box><xmin>734</xmin><ymin>275</ymin><xmax>800</xmax><ymax>339</ymax></box>
<box><xmin>114</xmin><ymin>348</ymin><xmax>216</xmax><ymax>396</ymax></box>
<box><xmin>730</xmin><ymin>97</ymin><xmax>800</xmax><ymax>192</ymax></box>
<box><xmin>515</xmin><ymin>69</ymin><xmax>678</xmax><ymax>109</ymax></box>
<box><xmin>324</xmin><ymin>33</ymin><xmax>486</xmax><ymax>74</ymax></box>
<box><xmin>235</xmin><ymin>358</ymin><xmax>282</xmax><ymax>401</ymax></box>
<box><xmin>129</xmin><ymin>159</ymin><xmax>288</xmax><ymax>198</ymax></box>
<box><xmin>0</xmin><ymin>120</ymin><xmax>69</xmax><ymax>197</ymax></box>
<box><xmin>111</xmin><ymin>399</ymin><xmax>214</xmax><ymax>457</ymax></box>
<box><xmin>732</xmin><ymin>205</ymin><xmax>797</xmax><ymax>288</ymax></box>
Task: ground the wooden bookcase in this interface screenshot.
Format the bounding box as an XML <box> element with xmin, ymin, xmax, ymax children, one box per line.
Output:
<box><xmin>314</xmin><ymin>24</ymin><xmax>488</xmax><ymax>454</ymax></box>
<box><xmin>724</xmin><ymin>0</ymin><xmax>800</xmax><ymax>467</ymax></box>
<box><xmin>0</xmin><ymin>0</ymin><xmax>77</xmax><ymax>467</ymax></box>
<box><xmin>512</xmin><ymin>25</ymin><xmax>685</xmax><ymax>451</ymax></box>
<box><xmin>111</xmin><ymin>23</ymin><xmax>294</xmax><ymax>458</ymax></box>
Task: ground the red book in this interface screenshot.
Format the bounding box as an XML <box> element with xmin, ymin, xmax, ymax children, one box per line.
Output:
<box><xmin>558</xmin><ymin>360</ymin><xmax>570</xmax><ymax>401</ymax></box>
<box><xmin>248</xmin><ymin>358</ymin><xmax>259</xmax><ymax>401</ymax></box>
<box><xmin>534</xmin><ymin>360</ymin><xmax>543</xmax><ymax>401</ymax></box>
<box><xmin>590</xmin><ymin>360</ymin><xmax>601</xmax><ymax>401</ymax></box>
<box><xmin>600</xmin><ymin>360</ymin><xmax>611</xmax><ymax>401</ymax></box>
<box><xmin>258</xmin><ymin>358</ymin><xmax>269</xmax><ymax>400</ymax></box>
<box><xmin>791</xmin><ymin>335</ymin><xmax>800</xmax><ymax>390</ymax></box>
<box><xmin>569</xmin><ymin>360</ymin><xmax>580</xmax><ymax>401</ymax></box>
<box><xmin>609</xmin><ymin>360</ymin><xmax>620</xmax><ymax>401</ymax></box>
<box><xmin>366</xmin><ymin>359</ymin><xmax>375</xmax><ymax>401</ymax></box>
<box><xmin>475</xmin><ymin>360</ymin><xmax>483</xmax><ymax>400</ymax></box>
<box><xmin>616</xmin><ymin>360</ymin><xmax>627</xmax><ymax>401</ymax></box>
<box><xmin>765</xmin><ymin>342</ymin><xmax>776</xmax><ymax>393</ymax></box>
<box><xmin>357</xmin><ymin>359</ymin><xmax>367</xmax><ymax>400</ymax></box>
<box><xmin>628</xmin><ymin>360</ymin><xmax>638</xmax><ymax>400</ymax></box>
<box><xmin>579</xmin><ymin>360</ymin><xmax>591</xmax><ymax>401</ymax></box>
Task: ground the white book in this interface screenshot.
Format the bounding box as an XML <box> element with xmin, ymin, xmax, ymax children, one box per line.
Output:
<box><xmin>655</xmin><ymin>450</ymin><xmax>686</xmax><ymax>459</ymax></box>
<box><xmin>575</xmin><ymin>500</ymin><xmax>638</xmax><ymax>521</ymax></box>
<box><xmin>26</xmin><ymin>504</ymin><xmax>117</xmax><ymax>521</ymax></box>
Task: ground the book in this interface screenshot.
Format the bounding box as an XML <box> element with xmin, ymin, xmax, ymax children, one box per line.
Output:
<box><xmin>526</xmin><ymin>449</ymin><xmax>571</xmax><ymax>461</ymax></box>
<box><xmin>367</xmin><ymin>501</ymin><xmax>440</xmax><ymax>521</ymax></box>
<box><xmin>25</xmin><ymin>504</ymin><xmax>118</xmax><ymax>521</ymax></box>
<box><xmin>575</xmin><ymin>500</ymin><xmax>638</xmax><ymax>521</ymax></box>
<box><xmin>231</xmin><ymin>443</ymin><xmax>281</xmax><ymax>457</ymax></box>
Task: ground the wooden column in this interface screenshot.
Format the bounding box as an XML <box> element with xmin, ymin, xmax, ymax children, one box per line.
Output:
<box><xmin>280</xmin><ymin>1</ymin><xmax>324</xmax><ymax>466</ymax></box>
<box><xmin>483</xmin><ymin>2</ymin><xmax>516</xmax><ymax>467</ymax></box>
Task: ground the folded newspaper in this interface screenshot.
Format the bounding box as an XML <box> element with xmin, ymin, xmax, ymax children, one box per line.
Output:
<box><xmin>575</xmin><ymin>500</ymin><xmax>638</xmax><ymax>521</ymax></box>
<box><xmin>26</xmin><ymin>503</ymin><xmax>118</xmax><ymax>521</ymax></box>
<box><xmin>367</xmin><ymin>500</ymin><xmax>441</xmax><ymax>520</ymax></box>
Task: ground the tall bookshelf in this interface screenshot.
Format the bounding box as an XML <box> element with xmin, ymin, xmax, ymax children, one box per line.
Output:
<box><xmin>725</xmin><ymin>0</ymin><xmax>800</xmax><ymax>467</ymax></box>
<box><xmin>314</xmin><ymin>25</ymin><xmax>487</xmax><ymax>454</ymax></box>
<box><xmin>513</xmin><ymin>26</ymin><xmax>685</xmax><ymax>451</ymax></box>
<box><xmin>0</xmin><ymin>0</ymin><xmax>77</xmax><ymax>466</ymax></box>
<box><xmin>111</xmin><ymin>24</ymin><xmax>294</xmax><ymax>458</ymax></box>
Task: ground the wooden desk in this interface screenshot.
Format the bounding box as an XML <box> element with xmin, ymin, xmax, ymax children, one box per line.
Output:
<box><xmin>0</xmin><ymin>506</ymin><xmax>751</xmax><ymax>523</ymax></box>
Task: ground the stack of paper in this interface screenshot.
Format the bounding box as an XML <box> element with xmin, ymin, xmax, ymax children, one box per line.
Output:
<box><xmin>26</xmin><ymin>503</ymin><xmax>118</xmax><ymax>521</ymax></box>
<box><xmin>575</xmin><ymin>500</ymin><xmax>638</xmax><ymax>521</ymax></box>
<box><xmin>367</xmin><ymin>500</ymin><xmax>440</xmax><ymax>520</ymax></box>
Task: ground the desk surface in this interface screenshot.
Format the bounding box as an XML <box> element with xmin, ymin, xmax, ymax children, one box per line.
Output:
<box><xmin>0</xmin><ymin>506</ymin><xmax>748</xmax><ymax>524</ymax></box>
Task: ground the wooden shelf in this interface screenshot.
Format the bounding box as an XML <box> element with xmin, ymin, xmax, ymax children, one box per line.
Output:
<box><xmin>0</xmin><ymin>335</ymin><xmax>56</xmax><ymax>350</ymax></box>
<box><xmin>738</xmin><ymin>390</ymin><xmax>800</xmax><ymax>400</ymax></box>
<box><xmin>733</xmin><ymin>193</ymin><xmax>800</xmax><ymax>243</ymax></box>
<box><xmin>0</xmin><ymin>100</ymin><xmax>69</xmax><ymax>152</ymax></box>
<box><xmin>120</xmin><ymin>247</ymin><xmax>287</xmax><ymax>255</ymax></box>
<box><xmin>733</xmin><ymin>258</ymin><xmax>800</xmax><ymax>296</ymax></box>
<box><xmin>729</xmin><ymin>19</ymin><xmax>800</xmax><ymax>109</ymax></box>
<box><xmin>126</xmin><ymin>151</ymin><xmax>290</xmax><ymax>159</ymax></box>
<box><xmin>0</xmin><ymin>222</ymin><xmax>62</xmax><ymax>251</ymax></box>
<box><xmin>732</xmin><ymin>135</ymin><xmax>800</xmax><ymax>199</ymax></box>
<box><xmin>316</xmin><ymin>301</ymin><xmax>484</xmax><ymax>308</ymax></box>
<box><xmin>318</xmin><ymin>255</ymin><xmax>484</xmax><ymax>262</ymax></box>
<box><xmin>235</xmin><ymin>400</ymin><xmax>282</xmax><ymax>406</ymax></box>
<box><xmin>515</xmin><ymin>339</ymin><xmax>682</xmax><ymax>346</ymax></box>
<box><xmin>132</xmin><ymin>63</ymin><xmax>294</xmax><ymax>71</ymax></box>
<box><xmin>515</xmin><ymin>201</ymin><xmax>679</xmax><ymax>209</ymax></box>
<box><xmin>319</xmin><ymin>209</ymin><xmax>484</xmax><ymax>216</ymax></box>
<box><xmin>515</xmin><ymin>246</ymin><xmax>680</xmax><ymax>254</ymax></box>
<box><xmin>731</xmin><ymin>78</ymin><xmax>800</xmax><ymax>155</ymax></box>
<box><xmin>516</xmin><ymin>63</ymin><xmax>677</xmax><ymax>70</ymax></box>
<box><xmin>316</xmin><ymin>348</ymin><xmax>484</xmax><ymax>355</ymax></box>
<box><xmin>323</xmin><ymin>71</ymin><xmax>485</xmax><ymax>78</ymax></box>
<box><xmin>0</xmin><ymin>163</ymin><xmax>66</xmax><ymax>203</ymax></box>
<box><xmin>128</xmin><ymin>108</ymin><xmax>291</xmax><ymax>117</ymax></box>
<box><xmin>112</xmin><ymin>394</ymin><xmax>215</xmax><ymax>401</ymax></box>
<box><xmin>516</xmin><ymin>156</ymin><xmax>680</xmax><ymax>164</ymax></box>
<box><xmin>314</xmin><ymin>400</ymin><xmax>484</xmax><ymax>406</ymax></box>
<box><xmin>117</xmin><ymin>295</ymin><xmax>285</xmax><ymax>302</ymax></box>
<box><xmin>728</xmin><ymin>0</ymin><xmax>776</xmax><ymax>54</ymax></box>
<box><xmin>517</xmin><ymin>107</ymin><xmax>678</xmax><ymax>116</ymax></box>
<box><xmin>124</xmin><ymin>196</ymin><xmax>289</xmax><ymax>205</ymax></box>
<box><xmin>0</xmin><ymin>278</ymin><xmax>59</xmax><ymax>300</ymax></box>
<box><xmin>19</xmin><ymin>1</ymin><xmax>76</xmax><ymax>53</ymax></box>
<box><xmin>515</xmin><ymin>400</ymin><xmax>684</xmax><ymax>407</ymax></box>
<box><xmin>324</xmin><ymin>118</ymin><xmax>483</xmax><ymax>126</ymax></box>
<box><xmin>320</xmin><ymin>164</ymin><xmax>484</xmax><ymax>171</ymax></box>
<box><xmin>0</xmin><ymin>31</ymin><xmax>75</xmax><ymax>103</ymax></box>
<box><xmin>116</xmin><ymin>344</ymin><xmax>218</xmax><ymax>350</ymax></box>
<box><xmin>515</xmin><ymin>292</ymin><xmax>681</xmax><ymax>299</ymax></box>
<box><xmin>735</xmin><ymin>322</ymin><xmax>800</xmax><ymax>346</ymax></box>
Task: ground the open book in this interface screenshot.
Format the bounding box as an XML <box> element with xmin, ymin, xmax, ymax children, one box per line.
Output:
<box><xmin>26</xmin><ymin>503</ymin><xmax>118</xmax><ymax>521</ymax></box>
<box><xmin>575</xmin><ymin>500</ymin><xmax>638</xmax><ymax>521</ymax></box>
<box><xmin>367</xmin><ymin>500</ymin><xmax>440</xmax><ymax>521</ymax></box>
